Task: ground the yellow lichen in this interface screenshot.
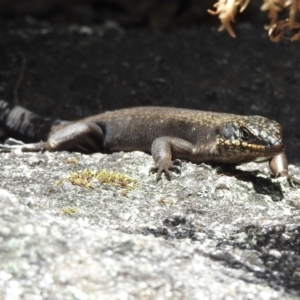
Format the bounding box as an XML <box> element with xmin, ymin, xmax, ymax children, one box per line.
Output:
<box><xmin>67</xmin><ymin>169</ymin><xmax>138</xmax><ymax>191</ymax></box>
<box><xmin>157</xmin><ymin>198</ymin><xmax>176</xmax><ymax>206</ymax></box>
<box><xmin>65</xmin><ymin>157</ymin><xmax>78</xmax><ymax>165</ymax></box>
<box><xmin>54</xmin><ymin>179</ymin><xmax>64</xmax><ymax>186</ymax></box>
<box><xmin>61</xmin><ymin>206</ymin><xmax>79</xmax><ymax>214</ymax></box>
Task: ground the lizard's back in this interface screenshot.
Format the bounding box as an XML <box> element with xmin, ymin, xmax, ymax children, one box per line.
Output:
<box><xmin>83</xmin><ymin>107</ymin><xmax>242</xmax><ymax>153</ymax></box>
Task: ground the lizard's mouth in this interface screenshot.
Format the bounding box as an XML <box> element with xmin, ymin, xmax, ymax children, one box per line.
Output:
<box><xmin>253</xmin><ymin>142</ymin><xmax>284</xmax><ymax>162</ymax></box>
<box><xmin>240</xmin><ymin>140</ymin><xmax>284</xmax><ymax>153</ymax></box>
<box><xmin>268</xmin><ymin>141</ymin><xmax>284</xmax><ymax>152</ymax></box>
<box><xmin>262</xmin><ymin>141</ymin><xmax>285</xmax><ymax>156</ymax></box>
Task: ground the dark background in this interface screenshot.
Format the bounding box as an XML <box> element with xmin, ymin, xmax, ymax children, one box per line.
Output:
<box><xmin>0</xmin><ymin>0</ymin><xmax>299</xmax><ymax>162</ymax></box>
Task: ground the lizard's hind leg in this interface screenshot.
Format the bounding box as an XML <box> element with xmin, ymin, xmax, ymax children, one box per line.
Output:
<box><xmin>39</xmin><ymin>121</ymin><xmax>105</xmax><ymax>153</ymax></box>
<box><xmin>0</xmin><ymin>121</ymin><xmax>105</xmax><ymax>153</ymax></box>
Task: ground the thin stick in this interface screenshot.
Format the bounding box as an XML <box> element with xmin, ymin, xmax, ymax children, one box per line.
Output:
<box><xmin>14</xmin><ymin>52</ymin><xmax>27</xmax><ymax>105</ymax></box>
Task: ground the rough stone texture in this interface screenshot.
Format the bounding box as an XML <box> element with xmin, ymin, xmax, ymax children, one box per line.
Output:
<box><xmin>0</xmin><ymin>151</ymin><xmax>300</xmax><ymax>299</ymax></box>
<box><xmin>1</xmin><ymin>11</ymin><xmax>300</xmax><ymax>300</ymax></box>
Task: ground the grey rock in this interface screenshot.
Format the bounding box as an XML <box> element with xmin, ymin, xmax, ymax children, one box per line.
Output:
<box><xmin>0</xmin><ymin>150</ymin><xmax>300</xmax><ymax>299</ymax></box>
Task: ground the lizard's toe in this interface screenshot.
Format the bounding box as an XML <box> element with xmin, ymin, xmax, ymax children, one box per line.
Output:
<box><xmin>287</xmin><ymin>175</ymin><xmax>300</xmax><ymax>187</ymax></box>
<box><xmin>4</xmin><ymin>138</ymin><xmax>25</xmax><ymax>146</ymax></box>
<box><xmin>150</xmin><ymin>159</ymin><xmax>182</xmax><ymax>180</ymax></box>
<box><xmin>149</xmin><ymin>166</ymin><xmax>158</xmax><ymax>175</ymax></box>
<box><xmin>149</xmin><ymin>167</ymin><xmax>167</xmax><ymax>181</ymax></box>
<box><xmin>168</xmin><ymin>165</ymin><xmax>181</xmax><ymax>174</ymax></box>
<box><xmin>0</xmin><ymin>143</ymin><xmax>44</xmax><ymax>153</ymax></box>
<box><xmin>173</xmin><ymin>159</ymin><xmax>182</xmax><ymax>166</ymax></box>
<box><xmin>0</xmin><ymin>144</ymin><xmax>14</xmax><ymax>152</ymax></box>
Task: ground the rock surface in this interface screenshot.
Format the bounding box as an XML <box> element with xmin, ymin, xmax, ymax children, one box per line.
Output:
<box><xmin>0</xmin><ymin>150</ymin><xmax>300</xmax><ymax>299</ymax></box>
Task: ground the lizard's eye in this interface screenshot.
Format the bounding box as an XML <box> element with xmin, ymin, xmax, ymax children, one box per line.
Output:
<box><xmin>241</xmin><ymin>128</ymin><xmax>251</xmax><ymax>140</ymax></box>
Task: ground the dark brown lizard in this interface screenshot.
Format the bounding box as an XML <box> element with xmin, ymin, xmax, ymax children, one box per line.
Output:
<box><xmin>0</xmin><ymin>100</ymin><xmax>289</xmax><ymax>180</ymax></box>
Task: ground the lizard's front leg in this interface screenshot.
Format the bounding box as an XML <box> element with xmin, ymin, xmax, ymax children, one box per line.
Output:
<box><xmin>269</xmin><ymin>152</ymin><xmax>288</xmax><ymax>177</ymax></box>
<box><xmin>150</xmin><ymin>136</ymin><xmax>196</xmax><ymax>180</ymax></box>
<box><xmin>269</xmin><ymin>152</ymin><xmax>300</xmax><ymax>185</ymax></box>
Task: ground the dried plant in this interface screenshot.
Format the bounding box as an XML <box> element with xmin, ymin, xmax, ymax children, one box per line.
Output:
<box><xmin>208</xmin><ymin>0</ymin><xmax>300</xmax><ymax>42</ymax></box>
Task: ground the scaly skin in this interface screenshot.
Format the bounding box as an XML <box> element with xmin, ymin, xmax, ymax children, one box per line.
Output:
<box><xmin>0</xmin><ymin>100</ymin><xmax>289</xmax><ymax>180</ymax></box>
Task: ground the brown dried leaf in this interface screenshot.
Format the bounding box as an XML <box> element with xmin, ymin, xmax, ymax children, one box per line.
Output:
<box><xmin>268</xmin><ymin>19</ymin><xmax>289</xmax><ymax>42</ymax></box>
<box><xmin>269</xmin><ymin>19</ymin><xmax>300</xmax><ymax>42</ymax></box>
<box><xmin>291</xmin><ymin>31</ymin><xmax>300</xmax><ymax>40</ymax></box>
<box><xmin>208</xmin><ymin>0</ymin><xmax>250</xmax><ymax>38</ymax></box>
<box><xmin>289</xmin><ymin>0</ymin><xmax>299</xmax><ymax>28</ymax></box>
<box><xmin>208</xmin><ymin>0</ymin><xmax>300</xmax><ymax>42</ymax></box>
<box><xmin>261</xmin><ymin>0</ymin><xmax>287</xmax><ymax>28</ymax></box>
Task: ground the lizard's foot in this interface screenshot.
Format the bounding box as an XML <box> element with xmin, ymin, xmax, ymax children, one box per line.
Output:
<box><xmin>0</xmin><ymin>144</ymin><xmax>20</xmax><ymax>152</ymax></box>
<box><xmin>287</xmin><ymin>175</ymin><xmax>300</xmax><ymax>187</ymax></box>
<box><xmin>4</xmin><ymin>138</ymin><xmax>26</xmax><ymax>146</ymax></box>
<box><xmin>0</xmin><ymin>142</ymin><xmax>44</xmax><ymax>153</ymax></box>
<box><xmin>150</xmin><ymin>159</ymin><xmax>182</xmax><ymax>181</ymax></box>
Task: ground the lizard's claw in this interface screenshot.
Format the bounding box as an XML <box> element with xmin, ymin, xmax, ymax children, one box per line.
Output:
<box><xmin>0</xmin><ymin>138</ymin><xmax>25</xmax><ymax>152</ymax></box>
<box><xmin>287</xmin><ymin>175</ymin><xmax>300</xmax><ymax>187</ymax></box>
<box><xmin>150</xmin><ymin>159</ymin><xmax>182</xmax><ymax>181</ymax></box>
<box><xmin>0</xmin><ymin>143</ymin><xmax>44</xmax><ymax>153</ymax></box>
<box><xmin>4</xmin><ymin>138</ymin><xmax>26</xmax><ymax>146</ymax></box>
<box><xmin>0</xmin><ymin>144</ymin><xmax>17</xmax><ymax>152</ymax></box>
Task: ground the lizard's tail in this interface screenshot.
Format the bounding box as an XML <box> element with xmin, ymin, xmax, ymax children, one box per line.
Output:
<box><xmin>0</xmin><ymin>100</ymin><xmax>61</xmax><ymax>143</ymax></box>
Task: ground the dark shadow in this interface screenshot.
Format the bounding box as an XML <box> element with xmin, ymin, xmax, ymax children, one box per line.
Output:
<box><xmin>212</xmin><ymin>224</ymin><xmax>300</xmax><ymax>295</ymax></box>
<box><xmin>213</xmin><ymin>164</ymin><xmax>284</xmax><ymax>202</ymax></box>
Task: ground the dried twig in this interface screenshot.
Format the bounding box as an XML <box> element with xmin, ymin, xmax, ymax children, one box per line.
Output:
<box><xmin>269</xmin><ymin>19</ymin><xmax>300</xmax><ymax>42</ymax></box>
<box><xmin>208</xmin><ymin>0</ymin><xmax>300</xmax><ymax>42</ymax></box>
<box><xmin>208</xmin><ymin>0</ymin><xmax>250</xmax><ymax>38</ymax></box>
<box><xmin>13</xmin><ymin>52</ymin><xmax>27</xmax><ymax>105</ymax></box>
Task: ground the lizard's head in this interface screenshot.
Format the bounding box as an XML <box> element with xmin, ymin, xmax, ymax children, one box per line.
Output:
<box><xmin>217</xmin><ymin>116</ymin><xmax>284</xmax><ymax>164</ymax></box>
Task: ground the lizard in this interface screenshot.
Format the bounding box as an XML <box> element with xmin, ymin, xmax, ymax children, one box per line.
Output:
<box><xmin>0</xmin><ymin>99</ymin><xmax>289</xmax><ymax>180</ymax></box>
